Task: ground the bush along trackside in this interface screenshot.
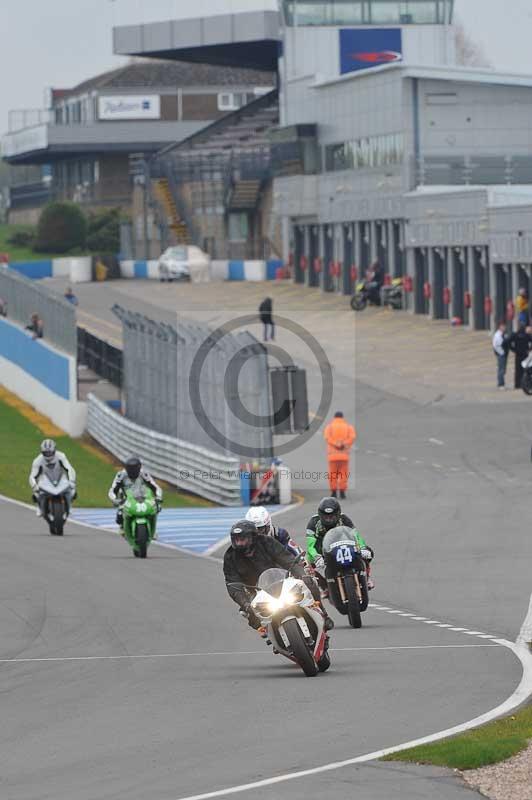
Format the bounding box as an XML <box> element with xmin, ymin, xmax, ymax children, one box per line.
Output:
<box><xmin>35</xmin><ymin>201</ymin><xmax>88</xmax><ymax>254</ymax></box>
<box><xmin>383</xmin><ymin>705</ymin><xmax>532</xmax><ymax>771</ymax></box>
<box><xmin>0</xmin><ymin>394</ymin><xmax>206</xmax><ymax>508</ymax></box>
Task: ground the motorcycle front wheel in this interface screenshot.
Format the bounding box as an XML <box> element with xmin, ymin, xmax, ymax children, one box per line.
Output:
<box><xmin>351</xmin><ymin>294</ymin><xmax>367</xmax><ymax>312</ymax></box>
<box><xmin>344</xmin><ymin>574</ymin><xmax>362</xmax><ymax>629</ymax></box>
<box><xmin>135</xmin><ymin>524</ymin><xmax>149</xmax><ymax>558</ymax></box>
<box><xmin>50</xmin><ymin>498</ymin><xmax>64</xmax><ymax>536</ymax></box>
<box><xmin>283</xmin><ymin>618</ymin><xmax>319</xmax><ymax>677</ymax></box>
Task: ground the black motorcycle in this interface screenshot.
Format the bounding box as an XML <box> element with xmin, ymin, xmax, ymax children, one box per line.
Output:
<box><xmin>321</xmin><ymin>526</ymin><xmax>369</xmax><ymax>628</ymax></box>
<box><xmin>351</xmin><ymin>278</ymin><xmax>403</xmax><ymax>312</ymax></box>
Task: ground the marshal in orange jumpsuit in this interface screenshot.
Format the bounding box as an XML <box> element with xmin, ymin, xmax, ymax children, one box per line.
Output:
<box><xmin>324</xmin><ymin>412</ymin><xmax>356</xmax><ymax>497</ymax></box>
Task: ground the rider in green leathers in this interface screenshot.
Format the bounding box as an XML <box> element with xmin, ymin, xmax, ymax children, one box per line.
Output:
<box><xmin>306</xmin><ymin>497</ymin><xmax>375</xmax><ymax>590</ymax></box>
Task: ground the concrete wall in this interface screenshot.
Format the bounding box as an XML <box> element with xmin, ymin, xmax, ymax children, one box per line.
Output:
<box><xmin>0</xmin><ymin>317</ymin><xmax>86</xmax><ymax>436</ymax></box>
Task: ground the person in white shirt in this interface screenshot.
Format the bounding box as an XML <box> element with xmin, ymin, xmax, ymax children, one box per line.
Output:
<box><xmin>492</xmin><ymin>321</ymin><xmax>508</xmax><ymax>390</ymax></box>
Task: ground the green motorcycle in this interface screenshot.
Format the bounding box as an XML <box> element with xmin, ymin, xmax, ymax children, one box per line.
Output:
<box><xmin>122</xmin><ymin>487</ymin><xmax>158</xmax><ymax>558</ymax></box>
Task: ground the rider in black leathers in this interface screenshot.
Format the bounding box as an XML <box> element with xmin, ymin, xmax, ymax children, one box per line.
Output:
<box><xmin>223</xmin><ymin>520</ymin><xmax>334</xmax><ymax>631</ymax></box>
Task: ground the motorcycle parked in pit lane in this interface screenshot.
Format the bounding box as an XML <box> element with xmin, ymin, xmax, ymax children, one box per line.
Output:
<box><xmin>37</xmin><ymin>463</ymin><xmax>74</xmax><ymax>536</ymax></box>
<box><xmin>351</xmin><ymin>278</ymin><xmax>403</xmax><ymax>312</ymax></box>
<box><xmin>320</xmin><ymin>526</ymin><xmax>369</xmax><ymax>628</ymax></box>
<box><xmin>250</xmin><ymin>568</ymin><xmax>331</xmax><ymax>677</ymax></box>
<box><xmin>122</xmin><ymin>486</ymin><xmax>158</xmax><ymax>558</ymax></box>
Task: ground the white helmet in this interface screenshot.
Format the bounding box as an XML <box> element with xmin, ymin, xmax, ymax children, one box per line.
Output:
<box><xmin>245</xmin><ymin>506</ymin><xmax>272</xmax><ymax>536</ymax></box>
<box><xmin>41</xmin><ymin>439</ymin><xmax>57</xmax><ymax>464</ymax></box>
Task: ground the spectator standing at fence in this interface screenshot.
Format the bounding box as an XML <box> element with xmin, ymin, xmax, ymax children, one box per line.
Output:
<box><xmin>26</xmin><ymin>313</ymin><xmax>43</xmax><ymax>340</ymax></box>
<box><xmin>0</xmin><ymin>296</ymin><xmax>7</xmax><ymax>317</ymax></box>
<box><xmin>259</xmin><ymin>297</ymin><xmax>275</xmax><ymax>342</ymax></box>
<box><xmin>492</xmin><ymin>321</ymin><xmax>509</xmax><ymax>390</ymax></box>
<box><xmin>324</xmin><ymin>411</ymin><xmax>356</xmax><ymax>499</ymax></box>
<box><xmin>509</xmin><ymin>323</ymin><xmax>531</xmax><ymax>389</ymax></box>
<box><xmin>64</xmin><ymin>287</ymin><xmax>79</xmax><ymax>306</ymax></box>
<box><xmin>516</xmin><ymin>287</ymin><xmax>529</xmax><ymax>326</ymax></box>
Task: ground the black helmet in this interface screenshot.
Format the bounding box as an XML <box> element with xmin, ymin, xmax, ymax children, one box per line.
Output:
<box><xmin>125</xmin><ymin>456</ymin><xmax>142</xmax><ymax>481</ymax></box>
<box><xmin>230</xmin><ymin>520</ymin><xmax>257</xmax><ymax>557</ymax></box>
<box><xmin>318</xmin><ymin>496</ymin><xmax>341</xmax><ymax>530</ymax></box>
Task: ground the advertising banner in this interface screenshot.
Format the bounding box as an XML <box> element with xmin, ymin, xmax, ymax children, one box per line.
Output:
<box><xmin>340</xmin><ymin>28</ymin><xmax>403</xmax><ymax>75</ymax></box>
<box><xmin>98</xmin><ymin>95</ymin><xmax>161</xmax><ymax>120</ymax></box>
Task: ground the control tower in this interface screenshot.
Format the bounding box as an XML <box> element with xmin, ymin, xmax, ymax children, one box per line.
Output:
<box><xmin>280</xmin><ymin>0</ymin><xmax>456</xmax><ymax>98</ymax></box>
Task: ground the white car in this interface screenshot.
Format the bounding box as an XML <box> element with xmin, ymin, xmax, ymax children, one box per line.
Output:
<box><xmin>158</xmin><ymin>245</ymin><xmax>210</xmax><ymax>283</ymax></box>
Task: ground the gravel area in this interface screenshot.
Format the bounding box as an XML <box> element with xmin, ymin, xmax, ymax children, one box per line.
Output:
<box><xmin>462</xmin><ymin>742</ymin><xmax>532</xmax><ymax>800</ymax></box>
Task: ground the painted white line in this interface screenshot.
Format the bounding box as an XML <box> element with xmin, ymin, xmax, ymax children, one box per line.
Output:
<box><xmin>423</xmin><ymin>620</ymin><xmax>442</xmax><ymax>625</ymax></box>
<box><xmin>0</xmin><ymin>643</ymin><xmax>503</xmax><ymax>666</ymax></box>
<box><xmin>432</xmin><ymin>464</ymin><xmax>443</xmax><ymax>469</ymax></box>
<box><xmin>429</xmin><ymin>438</ymin><xmax>444</xmax><ymax>446</ymax></box>
<box><xmin>332</xmin><ymin>645</ymin><xmax>501</xmax><ymax>652</ymax></box>
<box><xmin>464</xmin><ymin>631</ymin><xmax>486</xmax><ymax>636</ymax></box>
<box><xmin>174</xmin><ymin>627</ymin><xmax>532</xmax><ymax>800</ymax></box>
<box><xmin>517</xmin><ymin>593</ymin><xmax>532</xmax><ymax>645</ymax></box>
<box><xmin>411</xmin><ymin>617</ymin><xmax>427</xmax><ymax>621</ymax></box>
<box><xmin>449</xmin><ymin>627</ymin><xmax>468</xmax><ymax>632</ymax></box>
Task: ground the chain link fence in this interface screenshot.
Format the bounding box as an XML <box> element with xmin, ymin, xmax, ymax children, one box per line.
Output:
<box><xmin>112</xmin><ymin>305</ymin><xmax>273</xmax><ymax>460</ymax></box>
<box><xmin>0</xmin><ymin>267</ymin><xmax>77</xmax><ymax>354</ymax></box>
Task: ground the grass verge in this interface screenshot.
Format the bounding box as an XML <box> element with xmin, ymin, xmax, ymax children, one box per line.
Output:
<box><xmin>0</xmin><ymin>223</ymin><xmax>68</xmax><ymax>262</ymax></box>
<box><xmin>0</xmin><ymin>396</ymin><xmax>206</xmax><ymax>508</ymax></box>
<box><xmin>383</xmin><ymin>705</ymin><xmax>532</xmax><ymax>771</ymax></box>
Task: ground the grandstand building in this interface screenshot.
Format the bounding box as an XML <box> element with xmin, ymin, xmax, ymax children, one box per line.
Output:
<box><xmin>114</xmin><ymin>0</ymin><xmax>532</xmax><ymax>330</ymax></box>
<box><xmin>2</xmin><ymin>61</ymin><xmax>274</xmax><ymax>225</ymax></box>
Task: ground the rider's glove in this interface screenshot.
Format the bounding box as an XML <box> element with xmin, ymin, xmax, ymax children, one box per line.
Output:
<box><xmin>241</xmin><ymin>602</ymin><xmax>252</xmax><ymax>616</ymax></box>
<box><xmin>314</xmin><ymin>556</ymin><xmax>325</xmax><ymax>574</ymax></box>
<box><xmin>156</xmin><ymin>499</ymin><xmax>162</xmax><ymax>513</ymax></box>
<box><xmin>360</xmin><ymin>548</ymin><xmax>373</xmax><ymax>561</ymax></box>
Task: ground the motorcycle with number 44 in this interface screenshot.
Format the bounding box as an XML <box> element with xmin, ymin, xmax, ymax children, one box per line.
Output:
<box><xmin>122</xmin><ymin>487</ymin><xmax>157</xmax><ymax>558</ymax></box>
<box><xmin>320</xmin><ymin>526</ymin><xmax>369</xmax><ymax>628</ymax></box>
<box><xmin>37</xmin><ymin>462</ymin><xmax>74</xmax><ymax>536</ymax></box>
<box><xmin>250</xmin><ymin>568</ymin><xmax>331</xmax><ymax>677</ymax></box>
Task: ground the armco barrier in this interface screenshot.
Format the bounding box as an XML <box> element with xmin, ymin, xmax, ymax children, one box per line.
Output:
<box><xmin>7</xmin><ymin>257</ymin><xmax>92</xmax><ymax>283</ymax></box>
<box><xmin>120</xmin><ymin>259</ymin><xmax>283</xmax><ymax>282</ymax></box>
<box><xmin>87</xmin><ymin>394</ymin><xmax>243</xmax><ymax>506</ymax></box>
<box><xmin>0</xmin><ymin>317</ymin><xmax>86</xmax><ymax>436</ymax></box>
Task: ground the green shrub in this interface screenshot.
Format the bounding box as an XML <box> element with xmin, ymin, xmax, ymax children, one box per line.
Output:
<box><xmin>86</xmin><ymin>208</ymin><xmax>121</xmax><ymax>254</ymax></box>
<box><xmin>35</xmin><ymin>202</ymin><xmax>87</xmax><ymax>254</ymax></box>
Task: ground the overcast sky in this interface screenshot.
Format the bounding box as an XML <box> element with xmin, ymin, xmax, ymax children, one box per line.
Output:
<box><xmin>3</xmin><ymin>0</ymin><xmax>532</xmax><ymax>135</ymax></box>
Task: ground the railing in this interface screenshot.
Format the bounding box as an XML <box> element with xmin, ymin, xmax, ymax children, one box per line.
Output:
<box><xmin>0</xmin><ymin>267</ymin><xmax>77</xmax><ymax>355</ymax></box>
<box><xmin>87</xmin><ymin>394</ymin><xmax>243</xmax><ymax>506</ymax></box>
<box><xmin>8</xmin><ymin>109</ymin><xmax>53</xmax><ymax>133</ymax></box>
<box><xmin>9</xmin><ymin>182</ymin><xmax>52</xmax><ymax>209</ymax></box>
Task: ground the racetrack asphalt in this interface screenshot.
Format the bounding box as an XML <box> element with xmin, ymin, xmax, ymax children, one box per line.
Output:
<box><xmin>1</xmin><ymin>278</ymin><xmax>530</xmax><ymax>799</ymax></box>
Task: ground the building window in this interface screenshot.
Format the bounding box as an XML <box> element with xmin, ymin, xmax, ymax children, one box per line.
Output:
<box><xmin>325</xmin><ymin>133</ymin><xmax>404</xmax><ymax>172</ymax></box>
<box><xmin>282</xmin><ymin>0</ymin><xmax>450</xmax><ymax>26</ymax></box>
<box><xmin>218</xmin><ymin>93</ymin><xmax>249</xmax><ymax>111</ymax></box>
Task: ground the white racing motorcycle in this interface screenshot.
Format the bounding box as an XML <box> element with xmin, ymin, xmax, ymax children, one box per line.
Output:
<box><xmin>37</xmin><ymin>463</ymin><xmax>74</xmax><ymax>536</ymax></box>
<box><xmin>250</xmin><ymin>568</ymin><xmax>331</xmax><ymax>677</ymax></box>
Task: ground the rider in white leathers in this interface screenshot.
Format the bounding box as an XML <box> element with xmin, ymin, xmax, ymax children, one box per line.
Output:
<box><xmin>29</xmin><ymin>439</ymin><xmax>76</xmax><ymax>516</ymax></box>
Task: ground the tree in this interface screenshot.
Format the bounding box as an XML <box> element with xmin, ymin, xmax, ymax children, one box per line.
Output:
<box><xmin>35</xmin><ymin>202</ymin><xmax>87</xmax><ymax>253</ymax></box>
<box><xmin>454</xmin><ymin>23</ymin><xmax>491</xmax><ymax>68</ymax></box>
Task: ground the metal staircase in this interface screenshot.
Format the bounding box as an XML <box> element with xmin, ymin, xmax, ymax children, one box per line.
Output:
<box><xmin>153</xmin><ymin>178</ymin><xmax>190</xmax><ymax>244</ymax></box>
<box><xmin>226</xmin><ymin>178</ymin><xmax>263</xmax><ymax>210</ymax></box>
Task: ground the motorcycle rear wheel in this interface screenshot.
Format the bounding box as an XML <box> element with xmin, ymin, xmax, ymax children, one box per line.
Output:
<box><xmin>283</xmin><ymin>618</ymin><xmax>319</xmax><ymax>677</ymax></box>
<box><xmin>317</xmin><ymin>651</ymin><xmax>331</xmax><ymax>672</ymax></box>
<box><xmin>522</xmin><ymin>372</ymin><xmax>532</xmax><ymax>395</ymax></box>
<box><xmin>351</xmin><ymin>295</ymin><xmax>367</xmax><ymax>312</ymax></box>
<box><xmin>135</xmin><ymin>524</ymin><xmax>149</xmax><ymax>559</ymax></box>
<box><xmin>344</xmin><ymin>574</ymin><xmax>362</xmax><ymax>629</ymax></box>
